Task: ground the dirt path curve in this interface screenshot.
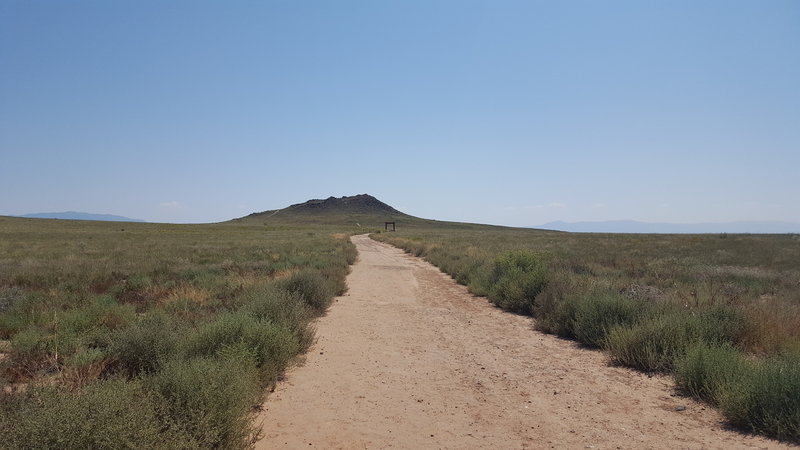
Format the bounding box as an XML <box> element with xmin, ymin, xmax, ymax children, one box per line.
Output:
<box><xmin>256</xmin><ymin>235</ymin><xmax>788</xmax><ymax>449</ymax></box>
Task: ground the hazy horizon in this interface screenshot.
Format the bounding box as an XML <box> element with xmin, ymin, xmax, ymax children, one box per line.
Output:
<box><xmin>11</xmin><ymin>200</ymin><xmax>800</xmax><ymax>234</ymax></box>
<box><xmin>2</xmin><ymin>1</ymin><xmax>798</xmax><ymax>226</ymax></box>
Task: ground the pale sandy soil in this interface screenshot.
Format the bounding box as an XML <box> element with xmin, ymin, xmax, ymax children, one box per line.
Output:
<box><xmin>256</xmin><ymin>235</ymin><xmax>791</xmax><ymax>449</ymax></box>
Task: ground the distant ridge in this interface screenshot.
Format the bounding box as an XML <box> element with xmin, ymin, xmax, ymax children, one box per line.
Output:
<box><xmin>20</xmin><ymin>212</ymin><xmax>145</xmax><ymax>223</ymax></box>
<box><xmin>537</xmin><ymin>220</ymin><xmax>800</xmax><ymax>234</ymax></box>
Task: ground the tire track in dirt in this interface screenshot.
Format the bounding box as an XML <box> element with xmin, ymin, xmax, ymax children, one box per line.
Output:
<box><xmin>256</xmin><ymin>235</ymin><xmax>789</xmax><ymax>449</ymax></box>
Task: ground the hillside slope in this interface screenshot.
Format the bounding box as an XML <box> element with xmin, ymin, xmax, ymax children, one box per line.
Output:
<box><xmin>234</xmin><ymin>194</ymin><xmax>497</xmax><ymax>231</ymax></box>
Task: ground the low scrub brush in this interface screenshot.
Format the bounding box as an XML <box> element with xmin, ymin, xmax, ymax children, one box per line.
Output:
<box><xmin>485</xmin><ymin>250</ymin><xmax>550</xmax><ymax>314</ymax></box>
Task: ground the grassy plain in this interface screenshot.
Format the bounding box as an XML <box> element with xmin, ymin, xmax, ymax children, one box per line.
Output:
<box><xmin>0</xmin><ymin>216</ymin><xmax>356</xmax><ymax>449</ymax></box>
<box><xmin>3</xmin><ymin>206</ymin><xmax>798</xmax><ymax>444</ymax></box>
<box><xmin>373</xmin><ymin>227</ymin><xmax>800</xmax><ymax>441</ymax></box>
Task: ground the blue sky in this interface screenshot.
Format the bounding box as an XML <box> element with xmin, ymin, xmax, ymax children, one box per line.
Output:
<box><xmin>1</xmin><ymin>1</ymin><xmax>798</xmax><ymax>225</ymax></box>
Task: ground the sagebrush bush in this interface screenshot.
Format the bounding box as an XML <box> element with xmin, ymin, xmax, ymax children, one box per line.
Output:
<box><xmin>701</xmin><ymin>306</ymin><xmax>748</xmax><ymax>345</ymax></box>
<box><xmin>61</xmin><ymin>347</ymin><xmax>109</xmax><ymax>388</ymax></box>
<box><xmin>7</xmin><ymin>327</ymin><xmax>61</xmax><ymax>380</ymax></box>
<box><xmin>183</xmin><ymin>312</ymin><xmax>299</xmax><ymax>384</ymax></box>
<box><xmin>0</xmin><ymin>378</ymin><xmax>189</xmax><ymax>450</ymax></box>
<box><xmin>531</xmin><ymin>273</ymin><xmax>584</xmax><ymax>337</ymax></box>
<box><xmin>10</xmin><ymin>328</ymin><xmax>53</xmax><ymax>360</ymax></box>
<box><xmin>605</xmin><ymin>306</ymin><xmax>747</xmax><ymax>372</ymax></box>
<box><xmin>278</xmin><ymin>270</ymin><xmax>338</xmax><ymax>310</ymax></box>
<box><xmin>112</xmin><ymin>312</ymin><xmax>183</xmax><ymax>376</ymax></box>
<box><xmin>239</xmin><ymin>285</ymin><xmax>314</xmax><ymax>351</ymax></box>
<box><xmin>675</xmin><ymin>343</ymin><xmax>747</xmax><ymax>403</ymax></box>
<box><xmin>436</xmin><ymin>254</ymin><xmax>487</xmax><ymax>287</ymax></box>
<box><xmin>676</xmin><ymin>344</ymin><xmax>800</xmax><ymax>441</ymax></box>
<box><xmin>573</xmin><ymin>292</ymin><xmax>646</xmax><ymax>348</ymax></box>
<box><xmin>0</xmin><ymin>293</ymin><xmax>52</xmax><ymax>338</ymax></box>
<box><xmin>485</xmin><ymin>250</ymin><xmax>550</xmax><ymax>314</ymax></box>
<box><xmin>320</xmin><ymin>266</ymin><xmax>349</xmax><ymax>297</ymax></box>
<box><xmin>150</xmin><ymin>352</ymin><xmax>262</xmax><ymax>449</ymax></box>
<box><xmin>739</xmin><ymin>301</ymin><xmax>800</xmax><ymax>356</ymax></box>
<box><xmin>4</xmin><ymin>295</ymin><xmax>138</xmax><ymax>381</ymax></box>
<box><xmin>55</xmin><ymin>296</ymin><xmax>134</xmax><ymax>353</ymax></box>
<box><xmin>718</xmin><ymin>355</ymin><xmax>800</xmax><ymax>441</ymax></box>
<box><xmin>59</xmin><ymin>295</ymin><xmax>136</xmax><ymax>334</ymax></box>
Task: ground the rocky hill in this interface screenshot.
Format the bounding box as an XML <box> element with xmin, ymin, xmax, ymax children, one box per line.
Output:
<box><xmin>279</xmin><ymin>194</ymin><xmax>403</xmax><ymax>216</ymax></box>
<box><xmin>236</xmin><ymin>194</ymin><xmax>505</xmax><ymax>231</ymax></box>
<box><xmin>237</xmin><ymin>194</ymin><xmax>415</xmax><ymax>228</ymax></box>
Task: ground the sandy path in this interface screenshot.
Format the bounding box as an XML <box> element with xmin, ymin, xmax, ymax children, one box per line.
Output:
<box><xmin>256</xmin><ymin>235</ymin><xmax>789</xmax><ymax>449</ymax></box>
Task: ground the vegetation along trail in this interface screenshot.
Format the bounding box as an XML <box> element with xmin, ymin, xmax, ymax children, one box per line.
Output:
<box><xmin>257</xmin><ymin>235</ymin><xmax>787</xmax><ymax>449</ymax></box>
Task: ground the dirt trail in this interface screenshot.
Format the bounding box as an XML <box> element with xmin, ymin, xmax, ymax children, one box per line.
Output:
<box><xmin>256</xmin><ymin>235</ymin><xmax>788</xmax><ymax>449</ymax></box>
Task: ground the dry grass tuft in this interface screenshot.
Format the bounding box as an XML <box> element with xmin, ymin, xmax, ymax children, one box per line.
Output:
<box><xmin>270</xmin><ymin>268</ymin><xmax>300</xmax><ymax>280</ymax></box>
<box><xmin>164</xmin><ymin>285</ymin><xmax>212</xmax><ymax>307</ymax></box>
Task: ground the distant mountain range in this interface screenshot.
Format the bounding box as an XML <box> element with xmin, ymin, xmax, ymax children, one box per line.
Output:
<box><xmin>537</xmin><ymin>220</ymin><xmax>800</xmax><ymax>234</ymax></box>
<box><xmin>20</xmin><ymin>212</ymin><xmax>145</xmax><ymax>222</ymax></box>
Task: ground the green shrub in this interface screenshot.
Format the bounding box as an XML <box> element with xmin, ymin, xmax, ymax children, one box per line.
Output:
<box><xmin>486</xmin><ymin>250</ymin><xmax>550</xmax><ymax>314</ymax></box>
<box><xmin>161</xmin><ymin>297</ymin><xmax>206</xmax><ymax>322</ymax></box>
<box><xmin>718</xmin><ymin>355</ymin><xmax>800</xmax><ymax>441</ymax></box>
<box><xmin>675</xmin><ymin>343</ymin><xmax>747</xmax><ymax>403</ymax></box>
<box><xmin>6</xmin><ymin>296</ymin><xmax>137</xmax><ymax>379</ymax></box>
<box><xmin>10</xmin><ymin>328</ymin><xmax>52</xmax><ymax>359</ymax></box>
<box><xmin>573</xmin><ymin>292</ymin><xmax>645</xmax><ymax>348</ymax></box>
<box><xmin>532</xmin><ymin>275</ymin><xmax>582</xmax><ymax>338</ymax></box>
<box><xmin>341</xmin><ymin>242</ymin><xmax>358</xmax><ymax>265</ymax></box>
<box><xmin>700</xmin><ymin>306</ymin><xmax>747</xmax><ymax>346</ymax></box>
<box><xmin>183</xmin><ymin>312</ymin><xmax>299</xmax><ymax>384</ymax></box>
<box><xmin>676</xmin><ymin>345</ymin><xmax>800</xmax><ymax>440</ymax></box>
<box><xmin>112</xmin><ymin>312</ymin><xmax>182</xmax><ymax>376</ymax></box>
<box><xmin>150</xmin><ymin>352</ymin><xmax>261</xmax><ymax>449</ymax></box>
<box><xmin>61</xmin><ymin>347</ymin><xmax>109</xmax><ymax>388</ymax></box>
<box><xmin>0</xmin><ymin>378</ymin><xmax>186</xmax><ymax>450</ymax></box>
<box><xmin>55</xmin><ymin>296</ymin><xmax>135</xmax><ymax>352</ymax></box>
<box><xmin>113</xmin><ymin>274</ymin><xmax>154</xmax><ymax>306</ymax></box>
<box><xmin>606</xmin><ymin>306</ymin><xmax>747</xmax><ymax>372</ymax></box>
<box><xmin>0</xmin><ymin>293</ymin><xmax>51</xmax><ymax>338</ymax></box>
<box><xmin>466</xmin><ymin>274</ymin><xmax>490</xmax><ymax>297</ymax></box>
<box><xmin>64</xmin><ymin>347</ymin><xmax>106</xmax><ymax>369</ymax></box>
<box><xmin>239</xmin><ymin>285</ymin><xmax>314</xmax><ymax>351</ymax></box>
<box><xmin>9</xmin><ymin>326</ymin><xmax>81</xmax><ymax>378</ymax></box>
<box><xmin>437</xmin><ymin>255</ymin><xmax>486</xmax><ymax>287</ymax></box>
<box><xmin>278</xmin><ymin>270</ymin><xmax>337</xmax><ymax>310</ymax></box>
<box><xmin>320</xmin><ymin>265</ymin><xmax>349</xmax><ymax>297</ymax></box>
<box><xmin>59</xmin><ymin>296</ymin><xmax>135</xmax><ymax>334</ymax></box>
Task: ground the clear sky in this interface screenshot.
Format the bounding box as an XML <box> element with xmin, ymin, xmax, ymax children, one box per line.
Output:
<box><xmin>1</xmin><ymin>1</ymin><xmax>798</xmax><ymax>225</ymax></box>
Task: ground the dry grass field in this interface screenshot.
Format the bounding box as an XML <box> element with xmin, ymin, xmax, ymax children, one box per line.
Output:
<box><xmin>2</xmin><ymin>196</ymin><xmax>798</xmax><ymax>445</ymax></box>
<box><xmin>0</xmin><ymin>216</ymin><xmax>356</xmax><ymax>448</ymax></box>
